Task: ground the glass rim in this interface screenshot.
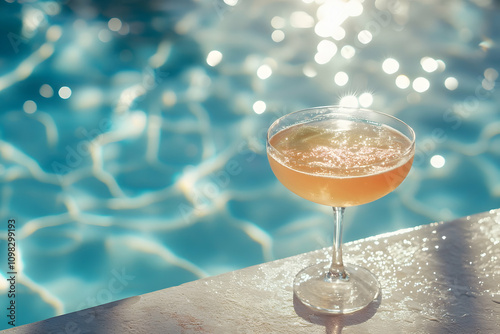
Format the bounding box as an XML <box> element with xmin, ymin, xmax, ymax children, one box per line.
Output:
<box><xmin>266</xmin><ymin>105</ymin><xmax>416</xmax><ymax>172</ymax></box>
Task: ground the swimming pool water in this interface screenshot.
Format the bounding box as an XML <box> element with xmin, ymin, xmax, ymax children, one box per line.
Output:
<box><xmin>0</xmin><ymin>0</ymin><xmax>499</xmax><ymax>328</ymax></box>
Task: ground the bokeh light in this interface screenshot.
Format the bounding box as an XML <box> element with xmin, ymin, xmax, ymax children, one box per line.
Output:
<box><xmin>395</xmin><ymin>75</ymin><xmax>410</xmax><ymax>89</ymax></box>
<box><xmin>40</xmin><ymin>84</ymin><xmax>54</xmax><ymax>98</ymax></box>
<box><xmin>314</xmin><ymin>40</ymin><xmax>337</xmax><ymax>64</ymax></box>
<box><xmin>436</xmin><ymin>59</ymin><xmax>446</xmax><ymax>71</ymax></box>
<box><xmin>331</xmin><ymin>27</ymin><xmax>346</xmax><ymax>40</ymax></box>
<box><xmin>290</xmin><ymin>11</ymin><xmax>314</xmax><ymax>28</ymax></box>
<box><xmin>162</xmin><ymin>90</ymin><xmax>177</xmax><ymax>107</ymax></box>
<box><xmin>334</xmin><ymin>71</ymin><xmax>349</xmax><ymax>86</ymax></box>
<box><xmin>341</xmin><ymin>45</ymin><xmax>355</xmax><ymax>59</ymax></box>
<box><xmin>253</xmin><ymin>100</ymin><xmax>266</xmax><ymax>114</ymax></box>
<box><xmin>257</xmin><ymin>64</ymin><xmax>272</xmax><ymax>79</ymax></box>
<box><xmin>23</xmin><ymin>100</ymin><xmax>37</xmax><ymax>114</ymax></box>
<box><xmin>421</xmin><ymin>57</ymin><xmax>438</xmax><ymax>72</ymax></box>
<box><xmin>108</xmin><ymin>18</ymin><xmax>122</xmax><ymax>31</ymax></box>
<box><xmin>359</xmin><ymin>92</ymin><xmax>373</xmax><ymax>107</ymax></box>
<box><xmin>444</xmin><ymin>77</ymin><xmax>458</xmax><ymax>90</ymax></box>
<box><xmin>412</xmin><ymin>77</ymin><xmax>430</xmax><ymax>93</ymax></box>
<box><xmin>317</xmin><ymin>40</ymin><xmax>337</xmax><ymax>55</ymax></box>
<box><xmin>46</xmin><ymin>25</ymin><xmax>62</xmax><ymax>42</ymax></box>
<box><xmin>484</xmin><ymin>68</ymin><xmax>498</xmax><ymax>81</ymax></box>
<box><xmin>206</xmin><ymin>50</ymin><xmax>223</xmax><ymax>67</ymax></box>
<box><xmin>58</xmin><ymin>86</ymin><xmax>72</xmax><ymax>99</ymax></box>
<box><xmin>430</xmin><ymin>155</ymin><xmax>445</xmax><ymax>168</ymax></box>
<box><xmin>339</xmin><ymin>95</ymin><xmax>359</xmax><ymax>107</ymax></box>
<box><xmin>357</xmin><ymin>30</ymin><xmax>372</xmax><ymax>44</ymax></box>
<box><xmin>303</xmin><ymin>65</ymin><xmax>317</xmax><ymax>78</ymax></box>
<box><xmin>346</xmin><ymin>0</ymin><xmax>364</xmax><ymax>16</ymax></box>
<box><xmin>271</xmin><ymin>16</ymin><xmax>285</xmax><ymax>29</ymax></box>
<box><xmin>382</xmin><ymin>58</ymin><xmax>399</xmax><ymax>74</ymax></box>
<box><xmin>271</xmin><ymin>30</ymin><xmax>285</xmax><ymax>42</ymax></box>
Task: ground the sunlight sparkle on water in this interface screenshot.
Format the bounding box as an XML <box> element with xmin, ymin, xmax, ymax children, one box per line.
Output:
<box><xmin>316</xmin><ymin>1</ymin><xmax>349</xmax><ymax>25</ymax></box>
<box><xmin>272</xmin><ymin>30</ymin><xmax>285</xmax><ymax>42</ymax></box>
<box><xmin>357</xmin><ymin>30</ymin><xmax>372</xmax><ymax>44</ymax></box>
<box><xmin>40</xmin><ymin>84</ymin><xmax>54</xmax><ymax>98</ymax></box>
<box><xmin>482</xmin><ymin>67</ymin><xmax>497</xmax><ymax>90</ymax></box>
<box><xmin>253</xmin><ymin>100</ymin><xmax>266</xmax><ymax>114</ymax></box>
<box><xmin>341</xmin><ymin>45</ymin><xmax>355</xmax><ymax>59</ymax></box>
<box><xmin>334</xmin><ymin>71</ymin><xmax>349</xmax><ymax>86</ymax></box>
<box><xmin>413</xmin><ymin>77</ymin><xmax>430</xmax><ymax>93</ymax></box>
<box><xmin>314</xmin><ymin>53</ymin><xmax>329</xmax><ymax>65</ymax></box>
<box><xmin>46</xmin><ymin>25</ymin><xmax>62</xmax><ymax>42</ymax></box>
<box><xmin>484</xmin><ymin>68</ymin><xmax>499</xmax><ymax>81</ymax></box>
<box><xmin>315</xmin><ymin>1</ymin><xmax>351</xmax><ymax>38</ymax></box>
<box><xmin>207</xmin><ymin>50</ymin><xmax>223</xmax><ymax>67</ymax></box>
<box><xmin>436</xmin><ymin>59</ymin><xmax>446</xmax><ymax>71</ymax></box>
<box><xmin>359</xmin><ymin>92</ymin><xmax>373</xmax><ymax>107</ymax></box>
<box><xmin>108</xmin><ymin>18</ymin><xmax>122</xmax><ymax>32</ymax></box>
<box><xmin>444</xmin><ymin>77</ymin><xmax>458</xmax><ymax>90</ymax></box>
<box><xmin>430</xmin><ymin>155</ymin><xmax>445</xmax><ymax>168</ymax></box>
<box><xmin>58</xmin><ymin>86</ymin><xmax>72</xmax><ymax>99</ymax></box>
<box><xmin>421</xmin><ymin>57</ymin><xmax>438</xmax><ymax>73</ymax></box>
<box><xmin>303</xmin><ymin>65</ymin><xmax>317</xmax><ymax>78</ymax></box>
<box><xmin>290</xmin><ymin>11</ymin><xmax>314</xmax><ymax>28</ymax></box>
<box><xmin>314</xmin><ymin>21</ymin><xmax>334</xmax><ymax>38</ymax></box>
<box><xmin>382</xmin><ymin>58</ymin><xmax>399</xmax><ymax>74</ymax></box>
<box><xmin>317</xmin><ymin>40</ymin><xmax>337</xmax><ymax>55</ymax></box>
<box><xmin>346</xmin><ymin>0</ymin><xmax>364</xmax><ymax>16</ymax></box>
<box><xmin>396</xmin><ymin>75</ymin><xmax>410</xmax><ymax>89</ymax></box>
<box><xmin>271</xmin><ymin>16</ymin><xmax>285</xmax><ymax>29</ymax></box>
<box><xmin>162</xmin><ymin>90</ymin><xmax>177</xmax><ymax>106</ymax></box>
<box><xmin>257</xmin><ymin>64</ymin><xmax>272</xmax><ymax>79</ymax></box>
<box><xmin>331</xmin><ymin>26</ymin><xmax>346</xmax><ymax>40</ymax></box>
<box><xmin>23</xmin><ymin>100</ymin><xmax>37</xmax><ymax>114</ymax></box>
<box><xmin>339</xmin><ymin>95</ymin><xmax>358</xmax><ymax>107</ymax></box>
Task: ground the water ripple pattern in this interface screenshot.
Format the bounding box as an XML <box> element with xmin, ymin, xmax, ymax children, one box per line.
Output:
<box><xmin>0</xmin><ymin>0</ymin><xmax>499</xmax><ymax>328</ymax></box>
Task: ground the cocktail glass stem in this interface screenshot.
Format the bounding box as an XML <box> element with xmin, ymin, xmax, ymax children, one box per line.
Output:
<box><xmin>328</xmin><ymin>207</ymin><xmax>348</xmax><ymax>281</ymax></box>
<box><xmin>293</xmin><ymin>204</ymin><xmax>379</xmax><ymax>313</ymax></box>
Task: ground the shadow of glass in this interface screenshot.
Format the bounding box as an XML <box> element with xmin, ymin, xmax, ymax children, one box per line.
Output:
<box><xmin>293</xmin><ymin>291</ymin><xmax>381</xmax><ymax>333</ymax></box>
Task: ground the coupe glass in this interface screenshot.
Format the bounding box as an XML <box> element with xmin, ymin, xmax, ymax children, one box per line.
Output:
<box><xmin>266</xmin><ymin>106</ymin><xmax>415</xmax><ymax>314</ymax></box>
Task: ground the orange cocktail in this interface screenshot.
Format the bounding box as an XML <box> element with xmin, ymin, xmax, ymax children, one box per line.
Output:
<box><xmin>267</xmin><ymin>119</ymin><xmax>414</xmax><ymax>207</ymax></box>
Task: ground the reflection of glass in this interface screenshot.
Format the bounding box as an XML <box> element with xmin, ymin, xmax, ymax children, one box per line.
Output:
<box><xmin>267</xmin><ymin>106</ymin><xmax>415</xmax><ymax>314</ymax></box>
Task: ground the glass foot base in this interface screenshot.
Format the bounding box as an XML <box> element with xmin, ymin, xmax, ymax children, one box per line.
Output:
<box><xmin>293</xmin><ymin>262</ymin><xmax>380</xmax><ymax>314</ymax></box>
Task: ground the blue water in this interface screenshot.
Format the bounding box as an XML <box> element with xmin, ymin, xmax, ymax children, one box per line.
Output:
<box><xmin>0</xmin><ymin>0</ymin><xmax>499</xmax><ymax>329</ymax></box>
